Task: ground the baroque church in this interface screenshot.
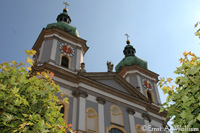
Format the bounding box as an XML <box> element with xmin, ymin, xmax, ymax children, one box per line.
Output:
<box><xmin>32</xmin><ymin>3</ymin><xmax>168</xmax><ymax>133</ymax></box>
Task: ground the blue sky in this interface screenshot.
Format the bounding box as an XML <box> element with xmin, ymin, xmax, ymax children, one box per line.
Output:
<box><xmin>1</xmin><ymin>0</ymin><xmax>200</xmax><ymax>128</ymax></box>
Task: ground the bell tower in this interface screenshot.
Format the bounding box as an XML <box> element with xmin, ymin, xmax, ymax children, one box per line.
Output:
<box><xmin>32</xmin><ymin>3</ymin><xmax>89</xmax><ymax>72</ymax></box>
<box><xmin>115</xmin><ymin>34</ymin><xmax>162</xmax><ymax>105</ymax></box>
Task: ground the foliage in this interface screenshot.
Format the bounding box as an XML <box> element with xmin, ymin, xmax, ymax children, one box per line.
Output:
<box><xmin>159</xmin><ymin>51</ymin><xmax>200</xmax><ymax>130</ymax></box>
<box><xmin>0</xmin><ymin>50</ymin><xmax>73</xmax><ymax>133</ymax></box>
<box><xmin>195</xmin><ymin>22</ymin><xmax>200</xmax><ymax>39</ymax></box>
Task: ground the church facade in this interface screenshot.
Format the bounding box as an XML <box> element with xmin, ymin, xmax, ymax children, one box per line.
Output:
<box><xmin>32</xmin><ymin>5</ymin><xmax>168</xmax><ymax>133</ymax></box>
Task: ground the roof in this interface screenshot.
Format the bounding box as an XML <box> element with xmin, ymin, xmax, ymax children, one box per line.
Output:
<box><xmin>46</xmin><ymin>22</ymin><xmax>79</xmax><ymax>37</ymax></box>
<box><xmin>115</xmin><ymin>55</ymin><xmax>148</xmax><ymax>72</ymax></box>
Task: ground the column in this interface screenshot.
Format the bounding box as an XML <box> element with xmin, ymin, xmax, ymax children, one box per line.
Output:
<box><xmin>127</xmin><ymin>108</ymin><xmax>136</xmax><ymax>133</ymax></box>
<box><xmin>50</xmin><ymin>38</ymin><xmax>58</xmax><ymax>62</ymax></box>
<box><xmin>72</xmin><ymin>90</ymin><xmax>88</xmax><ymax>132</ymax></box>
<box><xmin>96</xmin><ymin>97</ymin><xmax>106</xmax><ymax>133</ymax></box>
<box><xmin>142</xmin><ymin>113</ymin><xmax>151</xmax><ymax>133</ymax></box>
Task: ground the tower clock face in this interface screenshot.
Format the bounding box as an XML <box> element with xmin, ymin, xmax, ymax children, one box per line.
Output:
<box><xmin>142</xmin><ymin>79</ymin><xmax>153</xmax><ymax>90</ymax></box>
<box><xmin>59</xmin><ymin>43</ymin><xmax>75</xmax><ymax>57</ymax></box>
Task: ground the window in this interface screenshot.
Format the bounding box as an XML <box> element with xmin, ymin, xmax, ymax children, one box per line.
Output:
<box><xmin>145</xmin><ymin>90</ymin><xmax>155</xmax><ymax>103</ymax></box>
<box><xmin>109</xmin><ymin>128</ymin><xmax>123</xmax><ymax>133</ymax></box>
<box><xmin>147</xmin><ymin>91</ymin><xmax>152</xmax><ymax>102</ymax></box>
<box><xmin>59</xmin><ymin>104</ymin><xmax>64</xmax><ymax>118</ymax></box>
<box><xmin>59</xmin><ymin>102</ymin><xmax>70</xmax><ymax>124</ymax></box>
<box><xmin>136</xmin><ymin>124</ymin><xmax>146</xmax><ymax>133</ymax></box>
<box><xmin>61</xmin><ymin>56</ymin><xmax>69</xmax><ymax>68</ymax></box>
<box><xmin>110</xmin><ymin>105</ymin><xmax>123</xmax><ymax>126</ymax></box>
<box><xmin>106</xmin><ymin>125</ymin><xmax>126</xmax><ymax>133</ymax></box>
<box><xmin>85</xmin><ymin>108</ymin><xmax>98</xmax><ymax>133</ymax></box>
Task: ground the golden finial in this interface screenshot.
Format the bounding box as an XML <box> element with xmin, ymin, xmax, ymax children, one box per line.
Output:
<box><xmin>125</xmin><ymin>33</ymin><xmax>130</xmax><ymax>44</ymax></box>
<box><xmin>63</xmin><ymin>2</ymin><xmax>69</xmax><ymax>11</ymax></box>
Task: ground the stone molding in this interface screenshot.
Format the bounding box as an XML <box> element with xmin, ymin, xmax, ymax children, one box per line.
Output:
<box><xmin>96</xmin><ymin>97</ymin><xmax>106</xmax><ymax>104</ymax></box>
<box><xmin>126</xmin><ymin>108</ymin><xmax>135</xmax><ymax>115</ymax></box>
<box><xmin>142</xmin><ymin>113</ymin><xmax>151</xmax><ymax>122</ymax></box>
<box><xmin>72</xmin><ymin>90</ymin><xmax>88</xmax><ymax>98</ymax></box>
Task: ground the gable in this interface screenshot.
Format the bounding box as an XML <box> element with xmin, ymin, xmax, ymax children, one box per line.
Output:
<box><xmin>80</xmin><ymin>72</ymin><xmax>149</xmax><ymax>102</ymax></box>
<box><xmin>97</xmin><ymin>79</ymin><xmax>129</xmax><ymax>94</ymax></box>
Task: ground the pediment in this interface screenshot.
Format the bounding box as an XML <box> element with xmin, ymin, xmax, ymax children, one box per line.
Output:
<box><xmin>80</xmin><ymin>72</ymin><xmax>149</xmax><ymax>102</ymax></box>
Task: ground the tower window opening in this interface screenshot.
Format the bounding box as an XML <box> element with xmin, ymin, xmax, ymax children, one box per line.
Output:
<box><xmin>147</xmin><ymin>91</ymin><xmax>153</xmax><ymax>103</ymax></box>
<box><xmin>64</xmin><ymin>17</ymin><xmax>67</xmax><ymax>22</ymax></box>
<box><xmin>61</xmin><ymin>56</ymin><xmax>69</xmax><ymax>68</ymax></box>
<box><xmin>60</xmin><ymin>17</ymin><xmax>62</xmax><ymax>21</ymax></box>
<box><xmin>128</xmin><ymin>50</ymin><xmax>131</xmax><ymax>54</ymax></box>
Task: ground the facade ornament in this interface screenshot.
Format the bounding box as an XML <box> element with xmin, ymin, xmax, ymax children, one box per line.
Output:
<box><xmin>126</xmin><ymin>108</ymin><xmax>135</xmax><ymax>115</ymax></box>
<box><xmin>96</xmin><ymin>97</ymin><xmax>106</xmax><ymax>104</ymax></box>
<box><xmin>107</xmin><ymin>61</ymin><xmax>114</xmax><ymax>72</ymax></box>
<box><xmin>142</xmin><ymin>113</ymin><xmax>151</xmax><ymax>122</ymax></box>
<box><xmin>79</xmin><ymin>62</ymin><xmax>86</xmax><ymax>73</ymax></box>
<box><xmin>72</xmin><ymin>90</ymin><xmax>88</xmax><ymax>98</ymax></box>
<box><xmin>136</xmin><ymin>86</ymin><xmax>140</xmax><ymax>91</ymax></box>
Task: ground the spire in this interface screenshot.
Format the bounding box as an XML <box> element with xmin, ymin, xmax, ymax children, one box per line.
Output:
<box><xmin>56</xmin><ymin>2</ymin><xmax>71</xmax><ymax>24</ymax></box>
<box><xmin>123</xmin><ymin>34</ymin><xmax>136</xmax><ymax>57</ymax></box>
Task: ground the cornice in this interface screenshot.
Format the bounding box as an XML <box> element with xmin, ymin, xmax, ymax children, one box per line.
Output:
<box><xmin>32</xmin><ymin>27</ymin><xmax>89</xmax><ymax>55</ymax></box>
<box><xmin>119</xmin><ymin>65</ymin><xmax>159</xmax><ymax>82</ymax></box>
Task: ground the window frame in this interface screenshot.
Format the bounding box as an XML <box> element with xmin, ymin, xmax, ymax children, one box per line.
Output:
<box><xmin>110</xmin><ymin>105</ymin><xmax>124</xmax><ymax>126</ymax></box>
<box><xmin>85</xmin><ymin>108</ymin><xmax>98</xmax><ymax>133</ymax></box>
<box><xmin>59</xmin><ymin>54</ymin><xmax>71</xmax><ymax>69</ymax></box>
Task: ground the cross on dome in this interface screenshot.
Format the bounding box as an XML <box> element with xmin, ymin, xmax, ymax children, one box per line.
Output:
<box><xmin>125</xmin><ymin>33</ymin><xmax>130</xmax><ymax>41</ymax></box>
<box><xmin>63</xmin><ymin>2</ymin><xmax>69</xmax><ymax>10</ymax></box>
<box><xmin>125</xmin><ymin>33</ymin><xmax>130</xmax><ymax>44</ymax></box>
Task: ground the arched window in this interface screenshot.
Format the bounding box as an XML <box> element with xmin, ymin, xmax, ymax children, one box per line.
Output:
<box><xmin>109</xmin><ymin>128</ymin><xmax>123</xmax><ymax>133</ymax></box>
<box><xmin>59</xmin><ymin>102</ymin><xmax>70</xmax><ymax>124</ymax></box>
<box><xmin>61</xmin><ymin>56</ymin><xmax>69</xmax><ymax>68</ymax></box>
<box><xmin>136</xmin><ymin>124</ymin><xmax>146</xmax><ymax>133</ymax></box>
<box><xmin>85</xmin><ymin>108</ymin><xmax>98</xmax><ymax>133</ymax></box>
<box><xmin>110</xmin><ymin>105</ymin><xmax>124</xmax><ymax>126</ymax></box>
<box><xmin>107</xmin><ymin>125</ymin><xmax>126</xmax><ymax>133</ymax></box>
<box><xmin>59</xmin><ymin>104</ymin><xmax>64</xmax><ymax>118</ymax></box>
<box><xmin>145</xmin><ymin>90</ymin><xmax>155</xmax><ymax>103</ymax></box>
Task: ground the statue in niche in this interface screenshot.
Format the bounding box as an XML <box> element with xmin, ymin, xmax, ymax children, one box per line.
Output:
<box><xmin>107</xmin><ymin>61</ymin><xmax>114</xmax><ymax>72</ymax></box>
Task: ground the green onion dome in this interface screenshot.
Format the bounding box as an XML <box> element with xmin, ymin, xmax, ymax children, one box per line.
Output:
<box><xmin>115</xmin><ymin>40</ymin><xmax>147</xmax><ymax>72</ymax></box>
<box><xmin>46</xmin><ymin>8</ymin><xmax>79</xmax><ymax>37</ymax></box>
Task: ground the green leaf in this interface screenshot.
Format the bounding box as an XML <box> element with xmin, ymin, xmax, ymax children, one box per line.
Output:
<box><xmin>159</xmin><ymin>107</ymin><xmax>165</xmax><ymax>113</ymax></box>
<box><xmin>14</xmin><ymin>98</ymin><xmax>21</xmax><ymax>106</ymax></box>
<box><xmin>197</xmin><ymin>114</ymin><xmax>200</xmax><ymax>121</ymax></box>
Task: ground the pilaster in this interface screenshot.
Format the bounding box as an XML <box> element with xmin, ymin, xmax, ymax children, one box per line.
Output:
<box><xmin>72</xmin><ymin>90</ymin><xmax>88</xmax><ymax>131</ymax></box>
<box><xmin>96</xmin><ymin>97</ymin><xmax>106</xmax><ymax>133</ymax></box>
<box><xmin>142</xmin><ymin>113</ymin><xmax>151</xmax><ymax>133</ymax></box>
<box><xmin>127</xmin><ymin>108</ymin><xmax>136</xmax><ymax>133</ymax></box>
<box><xmin>50</xmin><ymin>38</ymin><xmax>58</xmax><ymax>62</ymax></box>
